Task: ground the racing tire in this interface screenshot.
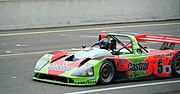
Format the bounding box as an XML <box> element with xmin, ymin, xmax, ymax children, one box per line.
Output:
<box><xmin>99</xmin><ymin>61</ymin><xmax>115</xmax><ymax>84</ymax></box>
<box><xmin>172</xmin><ymin>53</ymin><xmax>180</xmax><ymax>77</ymax></box>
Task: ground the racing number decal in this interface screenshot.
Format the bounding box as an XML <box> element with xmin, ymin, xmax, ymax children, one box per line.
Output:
<box><xmin>158</xmin><ymin>59</ymin><xmax>163</xmax><ymax>73</ymax></box>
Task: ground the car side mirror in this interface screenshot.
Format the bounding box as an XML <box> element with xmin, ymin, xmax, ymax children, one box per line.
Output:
<box><xmin>82</xmin><ymin>45</ymin><xmax>86</xmax><ymax>49</ymax></box>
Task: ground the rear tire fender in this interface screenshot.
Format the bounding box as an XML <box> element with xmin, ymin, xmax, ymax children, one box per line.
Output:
<box><xmin>172</xmin><ymin>52</ymin><xmax>180</xmax><ymax>77</ymax></box>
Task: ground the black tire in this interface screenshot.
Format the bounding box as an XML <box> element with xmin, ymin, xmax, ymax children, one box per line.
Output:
<box><xmin>172</xmin><ymin>53</ymin><xmax>180</xmax><ymax>77</ymax></box>
<box><xmin>99</xmin><ymin>61</ymin><xmax>115</xmax><ymax>84</ymax></box>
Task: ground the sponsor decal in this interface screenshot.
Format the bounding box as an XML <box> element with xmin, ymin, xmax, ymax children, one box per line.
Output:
<box><xmin>162</xmin><ymin>65</ymin><xmax>171</xmax><ymax>74</ymax></box>
<box><xmin>75</xmin><ymin>80</ymin><xmax>97</xmax><ymax>84</ymax></box>
<box><xmin>158</xmin><ymin>59</ymin><xmax>171</xmax><ymax>74</ymax></box>
<box><xmin>128</xmin><ymin>62</ymin><xmax>149</xmax><ymax>71</ymax></box>
<box><xmin>154</xmin><ymin>55</ymin><xmax>165</xmax><ymax>58</ymax></box>
<box><xmin>118</xmin><ymin>59</ymin><xmax>126</xmax><ymax>64</ymax></box>
<box><xmin>48</xmin><ymin>64</ymin><xmax>73</xmax><ymax>71</ymax></box>
<box><xmin>165</xmin><ymin>53</ymin><xmax>172</xmax><ymax>57</ymax></box>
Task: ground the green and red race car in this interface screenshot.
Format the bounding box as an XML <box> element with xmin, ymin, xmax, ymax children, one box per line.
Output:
<box><xmin>33</xmin><ymin>33</ymin><xmax>180</xmax><ymax>86</ymax></box>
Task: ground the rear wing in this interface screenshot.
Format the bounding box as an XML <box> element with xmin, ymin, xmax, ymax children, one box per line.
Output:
<box><xmin>135</xmin><ymin>34</ymin><xmax>180</xmax><ymax>44</ymax></box>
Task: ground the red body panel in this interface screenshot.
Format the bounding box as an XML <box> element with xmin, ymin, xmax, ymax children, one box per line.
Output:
<box><xmin>135</xmin><ymin>34</ymin><xmax>180</xmax><ymax>44</ymax></box>
<box><xmin>107</xmin><ymin>49</ymin><xmax>180</xmax><ymax>78</ymax></box>
<box><xmin>51</xmin><ymin>51</ymin><xmax>69</xmax><ymax>62</ymax></box>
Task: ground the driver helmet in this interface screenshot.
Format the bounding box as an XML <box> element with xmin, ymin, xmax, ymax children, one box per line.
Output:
<box><xmin>100</xmin><ymin>38</ymin><xmax>110</xmax><ymax>50</ymax></box>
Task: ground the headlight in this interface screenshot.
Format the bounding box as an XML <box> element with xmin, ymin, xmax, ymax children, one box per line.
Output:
<box><xmin>71</xmin><ymin>65</ymin><xmax>94</xmax><ymax>77</ymax></box>
<box><xmin>35</xmin><ymin>59</ymin><xmax>49</xmax><ymax>71</ymax></box>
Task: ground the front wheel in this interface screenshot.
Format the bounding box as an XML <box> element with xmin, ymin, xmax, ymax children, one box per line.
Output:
<box><xmin>172</xmin><ymin>53</ymin><xmax>180</xmax><ymax>77</ymax></box>
<box><xmin>99</xmin><ymin>61</ymin><xmax>115</xmax><ymax>84</ymax></box>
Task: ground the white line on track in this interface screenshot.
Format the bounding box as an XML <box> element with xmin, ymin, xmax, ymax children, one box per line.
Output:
<box><xmin>0</xmin><ymin>50</ymin><xmax>51</xmax><ymax>57</ymax></box>
<box><xmin>66</xmin><ymin>80</ymin><xmax>180</xmax><ymax>94</ymax></box>
<box><xmin>0</xmin><ymin>48</ymin><xmax>77</xmax><ymax>57</ymax></box>
<box><xmin>0</xmin><ymin>22</ymin><xmax>179</xmax><ymax>36</ymax></box>
<box><xmin>0</xmin><ymin>42</ymin><xmax>159</xmax><ymax>57</ymax></box>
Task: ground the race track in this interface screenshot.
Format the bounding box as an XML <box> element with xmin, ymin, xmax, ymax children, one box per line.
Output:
<box><xmin>0</xmin><ymin>20</ymin><xmax>180</xmax><ymax>94</ymax></box>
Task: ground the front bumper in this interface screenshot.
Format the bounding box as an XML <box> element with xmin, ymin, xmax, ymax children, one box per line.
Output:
<box><xmin>33</xmin><ymin>59</ymin><xmax>103</xmax><ymax>86</ymax></box>
<box><xmin>33</xmin><ymin>72</ymin><xmax>98</xmax><ymax>86</ymax></box>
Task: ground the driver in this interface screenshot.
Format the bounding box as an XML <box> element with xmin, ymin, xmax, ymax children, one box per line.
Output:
<box><xmin>100</xmin><ymin>38</ymin><xmax>111</xmax><ymax>50</ymax></box>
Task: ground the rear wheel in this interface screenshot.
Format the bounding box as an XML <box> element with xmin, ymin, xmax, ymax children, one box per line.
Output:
<box><xmin>99</xmin><ymin>61</ymin><xmax>115</xmax><ymax>84</ymax></box>
<box><xmin>172</xmin><ymin>53</ymin><xmax>180</xmax><ymax>77</ymax></box>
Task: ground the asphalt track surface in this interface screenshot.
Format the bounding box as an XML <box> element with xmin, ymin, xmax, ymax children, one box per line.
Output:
<box><xmin>0</xmin><ymin>20</ymin><xmax>180</xmax><ymax>94</ymax></box>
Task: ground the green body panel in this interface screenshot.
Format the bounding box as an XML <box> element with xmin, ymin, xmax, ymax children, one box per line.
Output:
<box><xmin>128</xmin><ymin>71</ymin><xmax>148</xmax><ymax>79</ymax></box>
<box><xmin>119</xmin><ymin>53</ymin><xmax>149</xmax><ymax>79</ymax></box>
<box><xmin>120</xmin><ymin>54</ymin><xmax>148</xmax><ymax>63</ymax></box>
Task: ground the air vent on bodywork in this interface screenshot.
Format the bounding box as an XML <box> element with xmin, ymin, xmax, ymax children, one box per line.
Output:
<box><xmin>65</xmin><ymin>55</ymin><xmax>75</xmax><ymax>61</ymax></box>
<box><xmin>80</xmin><ymin>58</ymin><xmax>91</xmax><ymax>67</ymax></box>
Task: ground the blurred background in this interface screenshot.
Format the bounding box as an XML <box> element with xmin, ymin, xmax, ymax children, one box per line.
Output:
<box><xmin>0</xmin><ymin>0</ymin><xmax>179</xmax><ymax>30</ymax></box>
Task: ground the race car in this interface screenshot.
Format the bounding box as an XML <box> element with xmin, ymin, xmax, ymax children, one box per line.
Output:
<box><xmin>33</xmin><ymin>33</ymin><xmax>180</xmax><ymax>86</ymax></box>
